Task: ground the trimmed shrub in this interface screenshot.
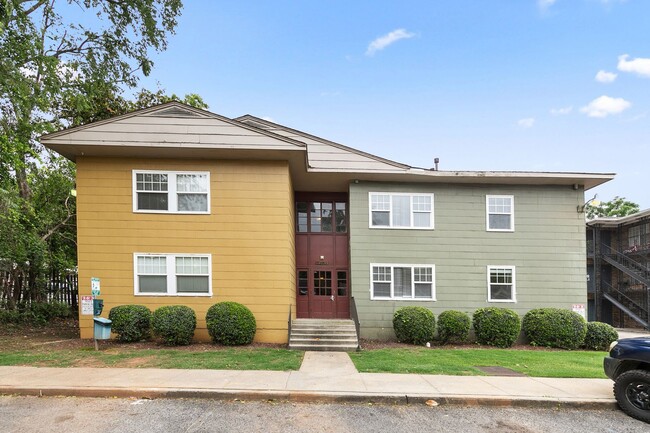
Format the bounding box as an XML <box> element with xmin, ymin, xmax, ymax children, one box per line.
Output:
<box><xmin>437</xmin><ymin>310</ymin><xmax>471</xmax><ymax>344</ymax></box>
<box><xmin>393</xmin><ymin>306</ymin><xmax>436</xmax><ymax>345</ymax></box>
<box><xmin>473</xmin><ymin>307</ymin><xmax>521</xmax><ymax>348</ymax></box>
<box><xmin>206</xmin><ymin>302</ymin><xmax>256</xmax><ymax>345</ymax></box>
<box><xmin>583</xmin><ymin>321</ymin><xmax>618</xmax><ymax>351</ymax></box>
<box><xmin>152</xmin><ymin>305</ymin><xmax>197</xmax><ymax>346</ymax></box>
<box><xmin>522</xmin><ymin>308</ymin><xmax>587</xmax><ymax>350</ymax></box>
<box><xmin>108</xmin><ymin>305</ymin><xmax>152</xmax><ymax>342</ymax></box>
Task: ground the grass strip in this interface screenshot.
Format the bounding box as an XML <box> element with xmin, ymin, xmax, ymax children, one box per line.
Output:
<box><xmin>0</xmin><ymin>347</ymin><xmax>304</xmax><ymax>371</ymax></box>
<box><xmin>349</xmin><ymin>347</ymin><xmax>607</xmax><ymax>378</ymax></box>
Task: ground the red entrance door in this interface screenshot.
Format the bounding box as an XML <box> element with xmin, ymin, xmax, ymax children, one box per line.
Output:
<box><xmin>295</xmin><ymin>194</ymin><xmax>349</xmax><ymax>319</ymax></box>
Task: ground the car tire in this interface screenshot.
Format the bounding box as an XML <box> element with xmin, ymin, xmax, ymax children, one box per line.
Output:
<box><xmin>614</xmin><ymin>369</ymin><xmax>650</xmax><ymax>423</ymax></box>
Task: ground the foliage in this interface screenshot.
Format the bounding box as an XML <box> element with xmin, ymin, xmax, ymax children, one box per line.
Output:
<box><xmin>0</xmin><ymin>301</ymin><xmax>71</xmax><ymax>325</ymax></box>
<box><xmin>472</xmin><ymin>307</ymin><xmax>521</xmax><ymax>348</ymax></box>
<box><xmin>349</xmin><ymin>347</ymin><xmax>607</xmax><ymax>378</ymax></box>
<box><xmin>152</xmin><ymin>305</ymin><xmax>197</xmax><ymax>346</ymax></box>
<box><xmin>205</xmin><ymin>302</ymin><xmax>257</xmax><ymax>346</ymax></box>
<box><xmin>522</xmin><ymin>308</ymin><xmax>587</xmax><ymax>350</ymax></box>
<box><xmin>583</xmin><ymin>322</ymin><xmax>618</xmax><ymax>351</ymax></box>
<box><xmin>392</xmin><ymin>306</ymin><xmax>436</xmax><ymax>345</ymax></box>
<box><xmin>437</xmin><ymin>310</ymin><xmax>471</xmax><ymax>344</ymax></box>
<box><xmin>0</xmin><ymin>1</ymin><xmax>203</xmax><ymax>307</ymax></box>
<box><xmin>108</xmin><ymin>305</ymin><xmax>152</xmax><ymax>342</ymax></box>
<box><xmin>586</xmin><ymin>196</ymin><xmax>640</xmax><ymax>219</ymax></box>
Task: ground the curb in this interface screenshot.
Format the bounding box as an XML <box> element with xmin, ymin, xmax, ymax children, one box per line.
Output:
<box><xmin>0</xmin><ymin>386</ymin><xmax>618</xmax><ymax>410</ymax></box>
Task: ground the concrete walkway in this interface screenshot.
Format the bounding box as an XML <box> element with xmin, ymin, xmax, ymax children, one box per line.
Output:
<box><xmin>0</xmin><ymin>351</ymin><xmax>616</xmax><ymax>408</ymax></box>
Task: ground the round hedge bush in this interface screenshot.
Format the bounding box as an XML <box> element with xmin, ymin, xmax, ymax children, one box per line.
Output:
<box><xmin>152</xmin><ymin>305</ymin><xmax>197</xmax><ymax>346</ymax></box>
<box><xmin>472</xmin><ymin>307</ymin><xmax>521</xmax><ymax>348</ymax></box>
<box><xmin>522</xmin><ymin>308</ymin><xmax>587</xmax><ymax>350</ymax></box>
<box><xmin>437</xmin><ymin>310</ymin><xmax>471</xmax><ymax>344</ymax></box>
<box><xmin>108</xmin><ymin>305</ymin><xmax>152</xmax><ymax>342</ymax></box>
<box><xmin>206</xmin><ymin>302</ymin><xmax>256</xmax><ymax>345</ymax></box>
<box><xmin>392</xmin><ymin>306</ymin><xmax>436</xmax><ymax>345</ymax></box>
<box><xmin>583</xmin><ymin>321</ymin><xmax>618</xmax><ymax>351</ymax></box>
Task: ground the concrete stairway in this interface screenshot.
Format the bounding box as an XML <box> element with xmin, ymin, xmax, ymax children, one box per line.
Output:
<box><xmin>289</xmin><ymin>319</ymin><xmax>359</xmax><ymax>352</ymax></box>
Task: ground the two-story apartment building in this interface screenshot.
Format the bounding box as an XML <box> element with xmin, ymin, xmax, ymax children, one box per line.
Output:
<box><xmin>41</xmin><ymin>102</ymin><xmax>614</xmax><ymax>343</ymax></box>
<box><xmin>587</xmin><ymin>209</ymin><xmax>650</xmax><ymax>329</ymax></box>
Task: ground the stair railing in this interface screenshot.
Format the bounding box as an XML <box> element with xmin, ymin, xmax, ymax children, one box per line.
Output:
<box><xmin>350</xmin><ymin>296</ymin><xmax>361</xmax><ymax>351</ymax></box>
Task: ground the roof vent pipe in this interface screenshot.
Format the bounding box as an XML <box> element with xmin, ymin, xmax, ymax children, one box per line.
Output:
<box><xmin>433</xmin><ymin>158</ymin><xmax>440</xmax><ymax>171</ymax></box>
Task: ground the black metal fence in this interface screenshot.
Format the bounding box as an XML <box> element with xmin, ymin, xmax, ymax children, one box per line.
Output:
<box><xmin>0</xmin><ymin>270</ymin><xmax>78</xmax><ymax>309</ymax></box>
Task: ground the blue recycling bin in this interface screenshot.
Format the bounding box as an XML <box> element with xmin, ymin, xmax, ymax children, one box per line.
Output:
<box><xmin>93</xmin><ymin>317</ymin><xmax>112</xmax><ymax>340</ymax></box>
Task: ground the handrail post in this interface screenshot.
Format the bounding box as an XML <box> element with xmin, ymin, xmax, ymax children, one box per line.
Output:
<box><xmin>287</xmin><ymin>304</ymin><xmax>292</xmax><ymax>348</ymax></box>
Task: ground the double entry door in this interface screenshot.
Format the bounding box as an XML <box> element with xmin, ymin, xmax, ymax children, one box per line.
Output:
<box><xmin>295</xmin><ymin>193</ymin><xmax>349</xmax><ymax>319</ymax></box>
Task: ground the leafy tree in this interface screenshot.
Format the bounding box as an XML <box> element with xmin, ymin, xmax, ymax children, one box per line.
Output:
<box><xmin>1</xmin><ymin>1</ymin><xmax>187</xmax><ymax>306</ymax></box>
<box><xmin>1</xmin><ymin>0</ymin><xmax>182</xmax><ymax>201</ymax></box>
<box><xmin>586</xmin><ymin>196</ymin><xmax>640</xmax><ymax>220</ymax></box>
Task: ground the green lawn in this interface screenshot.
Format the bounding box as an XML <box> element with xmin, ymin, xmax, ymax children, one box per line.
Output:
<box><xmin>0</xmin><ymin>347</ymin><xmax>304</xmax><ymax>371</ymax></box>
<box><xmin>349</xmin><ymin>347</ymin><xmax>607</xmax><ymax>378</ymax></box>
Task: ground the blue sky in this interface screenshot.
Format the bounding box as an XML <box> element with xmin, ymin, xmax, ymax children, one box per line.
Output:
<box><xmin>136</xmin><ymin>0</ymin><xmax>649</xmax><ymax>208</ymax></box>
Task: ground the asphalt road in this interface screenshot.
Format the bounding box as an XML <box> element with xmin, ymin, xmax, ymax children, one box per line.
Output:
<box><xmin>0</xmin><ymin>396</ymin><xmax>645</xmax><ymax>433</ymax></box>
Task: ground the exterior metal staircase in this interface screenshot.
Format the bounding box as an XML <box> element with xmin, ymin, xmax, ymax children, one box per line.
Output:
<box><xmin>601</xmin><ymin>244</ymin><xmax>650</xmax><ymax>287</ymax></box>
<box><xmin>599</xmin><ymin>244</ymin><xmax>649</xmax><ymax>328</ymax></box>
<box><xmin>288</xmin><ymin>319</ymin><xmax>359</xmax><ymax>352</ymax></box>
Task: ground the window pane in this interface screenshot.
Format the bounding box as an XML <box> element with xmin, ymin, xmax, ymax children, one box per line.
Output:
<box><xmin>335</xmin><ymin>202</ymin><xmax>347</xmax><ymax>233</ymax></box>
<box><xmin>415</xmin><ymin>283</ymin><xmax>432</xmax><ymax>298</ymax></box>
<box><xmin>313</xmin><ymin>271</ymin><xmax>331</xmax><ymax>296</ymax></box>
<box><xmin>178</xmin><ymin>194</ymin><xmax>208</xmax><ymax>212</ymax></box>
<box><xmin>490</xmin><ymin>284</ymin><xmax>512</xmax><ymax>300</ymax></box>
<box><xmin>177</xmin><ymin>276</ymin><xmax>209</xmax><ymax>293</ymax></box>
<box><xmin>177</xmin><ymin>174</ymin><xmax>207</xmax><ymax>192</ymax></box>
<box><xmin>297</xmin><ymin>202</ymin><xmax>308</xmax><ymax>232</ymax></box>
<box><xmin>321</xmin><ymin>202</ymin><xmax>333</xmax><ymax>232</ymax></box>
<box><xmin>139</xmin><ymin>276</ymin><xmax>167</xmax><ymax>293</ymax></box>
<box><xmin>412</xmin><ymin>196</ymin><xmax>431</xmax><ymax>212</ymax></box>
<box><xmin>489</xmin><ymin>214</ymin><xmax>511</xmax><ymax>230</ymax></box>
<box><xmin>372</xmin><ymin>211</ymin><xmax>389</xmax><ymax>226</ymax></box>
<box><xmin>373</xmin><ymin>266</ymin><xmax>391</xmax><ymax>281</ymax></box>
<box><xmin>413</xmin><ymin>212</ymin><xmax>430</xmax><ymax>228</ymax></box>
<box><xmin>337</xmin><ymin>271</ymin><xmax>347</xmax><ymax>296</ymax></box>
<box><xmin>371</xmin><ymin>194</ymin><xmax>390</xmax><ymax>211</ymax></box>
<box><xmin>136</xmin><ymin>173</ymin><xmax>167</xmax><ymax>192</ymax></box>
<box><xmin>298</xmin><ymin>270</ymin><xmax>308</xmax><ymax>295</ymax></box>
<box><xmin>310</xmin><ymin>203</ymin><xmax>321</xmax><ymax>232</ymax></box>
<box><xmin>394</xmin><ymin>267</ymin><xmax>412</xmax><ymax>297</ymax></box>
<box><xmin>138</xmin><ymin>192</ymin><xmax>168</xmax><ymax>210</ymax></box>
<box><xmin>373</xmin><ymin>282</ymin><xmax>390</xmax><ymax>298</ymax></box>
<box><xmin>392</xmin><ymin>196</ymin><xmax>410</xmax><ymax>227</ymax></box>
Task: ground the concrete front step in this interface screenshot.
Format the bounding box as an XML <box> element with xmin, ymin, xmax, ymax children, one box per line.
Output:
<box><xmin>289</xmin><ymin>319</ymin><xmax>359</xmax><ymax>352</ymax></box>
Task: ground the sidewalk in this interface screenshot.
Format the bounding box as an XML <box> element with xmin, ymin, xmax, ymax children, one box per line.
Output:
<box><xmin>0</xmin><ymin>351</ymin><xmax>616</xmax><ymax>408</ymax></box>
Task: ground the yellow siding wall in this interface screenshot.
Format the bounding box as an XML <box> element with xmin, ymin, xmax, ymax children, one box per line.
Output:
<box><xmin>76</xmin><ymin>157</ymin><xmax>296</xmax><ymax>343</ymax></box>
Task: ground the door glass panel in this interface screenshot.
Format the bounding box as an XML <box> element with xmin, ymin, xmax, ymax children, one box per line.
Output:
<box><xmin>313</xmin><ymin>271</ymin><xmax>332</xmax><ymax>296</ymax></box>
<box><xmin>298</xmin><ymin>270</ymin><xmax>308</xmax><ymax>295</ymax></box>
<box><xmin>337</xmin><ymin>271</ymin><xmax>347</xmax><ymax>296</ymax></box>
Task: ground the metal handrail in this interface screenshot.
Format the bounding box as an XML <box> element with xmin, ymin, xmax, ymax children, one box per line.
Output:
<box><xmin>600</xmin><ymin>243</ymin><xmax>650</xmax><ymax>285</ymax></box>
<box><xmin>601</xmin><ymin>280</ymin><xmax>647</xmax><ymax>320</ymax></box>
<box><xmin>287</xmin><ymin>304</ymin><xmax>292</xmax><ymax>348</ymax></box>
<box><xmin>350</xmin><ymin>296</ymin><xmax>361</xmax><ymax>351</ymax></box>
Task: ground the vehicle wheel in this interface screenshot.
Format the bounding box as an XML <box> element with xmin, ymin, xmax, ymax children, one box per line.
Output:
<box><xmin>614</xmin><ymin>369</ymin><xmax>650</xmax><ymax>423</ymax></box>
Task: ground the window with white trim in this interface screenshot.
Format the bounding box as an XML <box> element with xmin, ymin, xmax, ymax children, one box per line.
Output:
<box><xmin>369</xmin><ymin>193</ymin><xmax>434</xmax><ymax>229</ymax></box>
<box><xmin>133</xmin><ymin>171</ymin><xmax>209</xmax><ymax>213</ymax></box>
<box><xmin>134</xmin><ymin>254</ymin><xmax>211</xmax><ymax>296</ymax></box>
<box><xmin>486</xmin><ymin>195</ymin><xmax>514</xmax><ymax>231</ymax></box>
<box><xmin>370</xmin><ymin>264</ymin><xmax>435</xmax><ymax>300</ymax></box>
<box><xmin>487</xmin><ymin>266</ymin><xmax>516</xmax><ymax>302</ymax></box>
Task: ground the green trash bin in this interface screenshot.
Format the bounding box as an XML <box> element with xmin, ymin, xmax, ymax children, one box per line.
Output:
<box><xmin>93</xmin><ymin>317</ymin><xmax>112</xmax><ymax>340</ymax></box>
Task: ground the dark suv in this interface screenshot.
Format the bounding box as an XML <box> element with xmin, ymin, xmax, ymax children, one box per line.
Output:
<box><xmin>605</xmin><ymin>337</ymin><xmax>650</xmax><ymax>423</ymax></box>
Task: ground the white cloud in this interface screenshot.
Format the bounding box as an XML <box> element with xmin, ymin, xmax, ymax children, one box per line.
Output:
<box><xmin>550</xmin><ymin>106</ymin><xmax>573</xmax><ymax>116</ymax></box>
<box><xmin>366</xmin><ymin>29</ymin><xmax>415</xmax><ymax>56</ymax></box>
<box><xmin>580</xmin><ymin>95</ymin><xmax>631</xmax><ymax>118</ymax></box>
<box><xmin>595</xmin><ymin>70</ymin><xmax>617</xmax><ymax>83</ymax></box>
<box><xmin>617</xmin><ymin>54</ymin><xmax>650</xmax><ymax>78</ymax></box>
<box><xmin>518</xmin><ymin>118</ymin><xmax>535</xmax><ymax>128</ymax></box>
<box><xmin>538</xmin><ymin>0</ymin><xmax>557</xmax><ymax>11</ymax></box>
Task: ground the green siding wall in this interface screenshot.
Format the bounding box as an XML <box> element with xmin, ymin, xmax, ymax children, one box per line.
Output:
<box><xmin>349</xmin><ymin>182</ymin><xmax>587</xmax><ymax>340</ymax></box>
